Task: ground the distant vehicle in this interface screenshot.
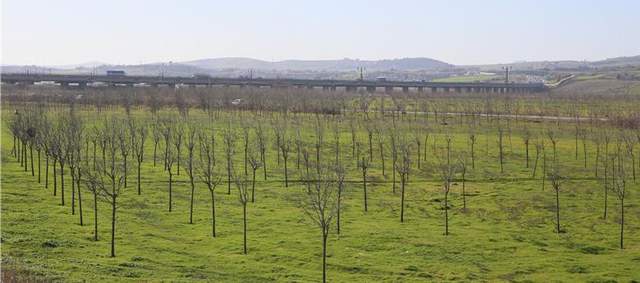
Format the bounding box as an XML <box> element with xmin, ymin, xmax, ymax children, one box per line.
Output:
<box><xmin>231</xmin><ymin>98</ymin><xmax>243</xmax><ymax>105</ymax></box>
<box><xmin>376</xmin><ymin>77</ymin><xmax>387</xmax><ymax>82</ymax></box>
<box><xmin>106</xmin><ymin>70</ymin><xmax>126</xmax><ymax>76</ymax></box>
<box><xmin>193</xmin><ymin>73</ymin><xmax>211</xmax><ymax>79</ymax></box>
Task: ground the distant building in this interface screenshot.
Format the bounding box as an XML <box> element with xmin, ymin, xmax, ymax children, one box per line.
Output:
<box><xmin>106</xmin><ymin>70</ymin><xmax>126</xmax><ymax>76</ymax></box>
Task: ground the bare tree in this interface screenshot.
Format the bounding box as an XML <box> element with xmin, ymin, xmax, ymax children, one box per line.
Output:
<box><xmin>532</xmin><ymin>138</ymin><xmax>544</xmax><ymax>178</ymax></box>
<box><xmin>334</xmin><ymin>163</ymin><xmax>345</xmax><ymax>235</ymax></box>
<box><xmin>242</xmin><ymin>123</ymin><xmax>250</xmax><ymax>176</ymax></box>
<box><xmin>85</xmin><ymin>123</ymin><xmax>127</xmax><ymax>257</ymax></box>
<box><xmin>437</xmin><ymin>154</ymin><xmax>457</xmax><ymax>236</ymax></box>
<box><xmin>248</xmin><ymin>146</ymin><xmax>262</xmax><ymax>202</ymax></box>
<box><xmin>358</xmin><ymin>156</ymin><xmax>369</xmax><ymax>212</ymax></box>
<box><xmin>375</xmin><ymin>125</ymin><xmax>386</xmax><ymax>176</ymax></box>
<box><xmin>117</xmin><ymin>121</ymin><xmax>131</xmax><ymax>188</ymax></box>
<box><xmin>397</xmin><ymin>139</ymin><xmax>411</xmax><ymax>222</ymax></box>
<box><xmin>130</xmin><ymin>119</ymin><xmax>147</xmax><ymax>195</ymax></box>
<box><xmin>314</xmin><ymin>119</ymin><xmax>324</xmax><ymax>169</ymax></box>
<box><xmin>255</xmin><ymin>122</ymin><xmax>268</xmax><ymax>180</ymax></box>
<box><xmin>458</xmin><ymin>153</ymin><xmax>469</xmax><ymax>212</ymax></box>
<box><xmin>166</xmin><ymin>140</ymin><xmax>177</xmax><ymax>212</ymax></box>
<box><xmin>468</xmin><ymin>127</ymin><xmax>476</xmax><ymax>169</ymax></box>
<box><xmin>523</xmin><ymin>128</ymin><xmax>531</xmax><ymax>168</ymax></box>
<box><xmin>224</xmin><ymin>127</ymin><xmax>237</xmax><ymax>194</ymax></box>
<box><xmin>235</xmin><ymin>174</ymin><xmax>250</xmax><ymax>255</ymax></box>
<box><xmin>173</xmin><ymin>122</ymin><xmax>184</xmax><ymax>175</ymax></box>
<box><xmin>197</xmin><ymin>129</ymin><xmax>221</xmax><ymax>237</ymax></box>
<box><xmin>185</xmin><ymin>125</ymin><xmax>199</xmax><ymax>224</ymax></box>
<box><xmin>152</xmin><ymin>121</ymin><xmax>161</xmax><ymax>167</ymax></box>
<box><xmin>611</xmin><ymin>153</ymin><xmax>627</xmax><ymax>249</ymax></box>
<box><xmin>548</xmin><ymin>167</ymin><xmax>564</xmax><ymax>234</ymax></box>
<box><xmin>280</xmin><ymin>136</ymin><xmax>291</xmax><ymax>188</ymax></box>
<box><xmin>301</xmin><ymin>169</ymin><xmax>339</xmax><ymax>283</ymax></box>
<box><xmin>547</xmin><ymin>127</ymin><xmax>559</xmax><ymax>163</ymax></box>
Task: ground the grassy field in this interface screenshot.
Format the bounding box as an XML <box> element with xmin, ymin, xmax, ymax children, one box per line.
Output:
<box><xmin>1</xmin><ymin>107</ymin><xmax>639</xmax><ymax>282</ymax></box>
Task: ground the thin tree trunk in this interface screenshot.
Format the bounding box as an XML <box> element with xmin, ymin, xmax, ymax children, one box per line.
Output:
<box><xmin>243</xmin><ymin>204</ymin><xmax>247</xmax><ymax>255</ymax></box>
<box><xmin>153</xmin><ymin>142</ymin><xmax>158</xmax><ymax>167</ymax></box>
<box><xmin>78</xmin><ymin>172</ymin><xmax>83</xmax><ymax>225</ymax></box>
<box><xmin>169</xmin><ymin>172</ymin><xmax>173</xmax><ymax>212</ymax></box>
<box><xmin>71</xmin><ymin>170</ymin><xmax>76</xmax><ymax>214</ymax></box>
<box><xmin>444</xmin><ymin>190</ymin><xmax>449</xmax><ymax>235</ymax></box>
<box><xmin>555</xmin><ymin>189</ymin><xmax>561</xmax><ymax>233</ymax></box>
<box><xmin>45</xmin><ymin>155</ymin><xmax>49</xmax><ymax>188</ymax></box>
<box><xmin>462</xmin><ymin>172</ymin><xmax>467</xmax><ymax>211</ymax></box>
<box><xmin>337</xmin><ymin>188</ymin><xmax>342</xmax><ymax>234</ymax></box>
<box><xmin>363</xmin><ymin>170</ymin><xmax>368</xmax><ymax>212</ymax></box>
<box><xmin>30</xmin><ymin>144</ymin><xmax>35</xmax><ymax>176</ymax></box>
<box><xmin>227</xmin><ymin>159</ymin><xmax>232</xmax><ymax>194</ymax></box>
<box><xmin>137</xmin><ymin>162</ymin><xmax>142</xmax><ymax>195</ymax></box>
<box><xmin>322</xmin><ymin>233</ymin><xmax>328</xmax><ymax>283</ymax></box>
<box><xmin>53</xmin><ymin>159</ymin><xmax>57</xmax><ymax>195</ymax></box>
<box><xmin>211</xmin><ymin>190</ymin><xmax>216</xmax><ymax>237</ymax></box>
<box><xmin>262</xmin><ymin>150</ymin><xmax>267</xmax><ymax>180</ymax></box>
<box><xmin>379</xmin><ymin>142</ymin><xmax>385</xmax><ymax>176</ymax></box>
<box><xmin>123</xmin><ymin>156</ymin><xmax>128</xmax><ymax>188</ymax></box>
<box><xmin>284</xmin><ymin>155</ymin><xmax>289</xmax><ymax>188</ymax></box>
<box><xmin>620</xmin><ymin>197</ymin><xmax>624</xmax><ymax>249</ymax></box>
<box><xmin>604</xmin><ymin>166</ymin><xmax>608</xmax><ymax>219</ymax></box>
<box><xmin>94</xmin><ymin>191</ymin><xmax>98</xmax><ymax>241</ymax></box>
<box><xmin>61</xmin><ymin>163</ymin><xmax>65</xmax><ymax>205</ymax></box>
<box><xmin>189</xmin><ymin>177</ymin><xmax>195</xmax><ymax>224</ymax></box>
<box><xmin>525</xmin><ymin>141</ymin><xmax>529</xmax><ymax>168</ymax></box>
<box><xmin>37</xmin><ymin>149</ymin><xmax>41</xmax><ymax>183</ymax></box>
<box><xmin>111</xmin><ymin>198</ymin><xmax>116</xmax><ymax>257</ymax></box>
<box><xmin>400</xmin><ymin>175</ymin><xmax>406</xmax><ymax>222</ymax></box>
<box><xmin>251</xmin><ymin>170</ymin><xmax>256</xmax><ymax>203</ymax></box>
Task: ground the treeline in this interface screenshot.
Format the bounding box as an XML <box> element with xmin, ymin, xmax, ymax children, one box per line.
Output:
<box><xmin>3</xmin><ymin>84</ymin><xmax>640</xmax><ymax>128</ymax></box>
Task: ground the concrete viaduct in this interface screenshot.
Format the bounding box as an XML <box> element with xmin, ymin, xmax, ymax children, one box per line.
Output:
<box><xmin>0</xmin><ymin>73</ymin><xmax>547</xmax><ymax>93</ymax></box>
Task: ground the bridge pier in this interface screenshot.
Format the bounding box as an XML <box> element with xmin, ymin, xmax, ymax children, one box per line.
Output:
<box><xmin>417</xmin><ymin>86</ymin><xmax>424</xmax><ymax>92</ymax></box>
<box><xmin>366</xmin><ymin>86</ymin><xmax>376</xmax><ymax>93</ymax></box>
<box><xmin>431</xmin><ymin>87</ymin><xmax>437</xmax><ymax>92</ymax></box>
<box><xmin>402</xmin><ymin>86</ymin><xmax>409</xmax><ymax>93</ymax></box>
<box><xmin>385</xmin><ymin>86</ymin><xmax>393</xmax><ymax>93</ymax></box>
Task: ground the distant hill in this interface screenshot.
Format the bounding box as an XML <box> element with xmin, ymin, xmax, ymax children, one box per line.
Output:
<box><xmin>469</xmin><ymin>55</ymin><xmax>640</xmax><ymax>71</ymax></box>
<box><xmin>3</xmin><ymin>55</ymin><xmax>638</xmax><ymax>81</ymax></box>
<box><xmin>181</xmin><ymin>57</ymin><xmax>453</xmax><ymax>71</ymax></box>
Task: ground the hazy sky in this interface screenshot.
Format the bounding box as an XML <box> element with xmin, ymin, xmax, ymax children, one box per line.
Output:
<box><xmin>2</xmin><ymin>0</ymin><xmax>639</xmax><ymax>66</ymax></box>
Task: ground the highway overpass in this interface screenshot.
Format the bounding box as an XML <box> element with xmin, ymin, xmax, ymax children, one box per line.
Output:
<box><xmin>1</xmin><ymin>73</ymin><xmax>547</xmax><ymax>93</ymax></box>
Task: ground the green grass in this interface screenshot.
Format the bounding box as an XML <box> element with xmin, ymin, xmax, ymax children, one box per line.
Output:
<box><xmin>1</xmin><ymin>108</ymin><xmax>639</xmax><ymax>282</ymax></box>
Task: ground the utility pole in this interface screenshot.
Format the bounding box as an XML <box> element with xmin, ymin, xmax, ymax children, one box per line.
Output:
<box><xmin>357</xmin><ymin>67</ymin><xmax>364</xmax><ymax>81</ymax></box>
<box><xmin>502</xmin><ymin>66</ymin><xmax>512</xmax><ymax>84</ymax></box>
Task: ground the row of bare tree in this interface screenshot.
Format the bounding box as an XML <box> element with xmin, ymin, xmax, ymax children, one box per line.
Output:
<box><xmin>7</xmin><ymin>103</ymin><xmax>636</xmax><ymax>282</ymax></box>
